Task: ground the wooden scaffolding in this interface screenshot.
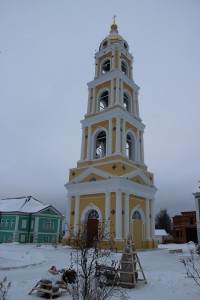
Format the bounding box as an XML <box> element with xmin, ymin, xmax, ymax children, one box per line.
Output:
<box><xmin>119</xmin><ymin>235</ymin><xmax>147</xmax><ymax>288</ymax></box>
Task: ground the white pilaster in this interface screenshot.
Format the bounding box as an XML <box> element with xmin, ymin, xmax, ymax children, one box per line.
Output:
<box><xmin>130</xmin><ymin>61</ymin><xmax>133</xmax><ymax>80</ymax></box>
<box><xmin>74</xmin><ymin>195</ymin><xmax>80</xmax><ymax>235</ymax></box>
<box><xmin>115</xmin><ymin>190</ymin><xmax>122</xmax><ymax>240</ymax></box>
<box><xmin>120</xmin><ymin>79</ymin><xmax>123</xmax><ymax>105</ymax></box>
<box><xmin>33</xmin><ymin>216</ymin><xmax>39</xmax><ymax>243</ymax></box>
<box><xmin>87</xmin><ymin>88</ymin><xmax>91</xmax><ymax>114</ymax></box>
<box><xmin>116</xmin><ymin>78</ymin><xmax>119</xmax><ymax>104</ymax></box>
<box><xmin>105</xmin><ymin>192</ymin><xmax>111</xmax><ymax>239</ymax></box>
<box><xmin>118</xmin><ymin>50</ymin><xmax>121</xmax><ymax>70</ymax></box>
<box><xmin>95</xmin><ymin>60</ymin><xmax>98</xmax><ymax>78</ymax></box>
<box><xmin>141</xmin><ymin>132</ymin><xmax>144</xmax><ymax>163</ymax></box>
<box><xmin>91</xmin><ymin>88</ymin><xmax>95</xmax><ymax>114</ymax></box>
<box><xmin>87</xmin><ymin>126</ymin><xmax>92</xmax><ymax>160</ymax></box>
<box><xmin>80</xmin><ymin>127</ymin><xmax>85</xmax><ymax>160</ymax></box>
<box><xmin>65</xmin><ymin>194</ymin><xmax>72</xmax><ymax>238</ymax></box>
<box><xmin>111</xmin><ymin>50</ymin><xmax>115</xmax><ymax>70</ymax></box>
<box><xmin>146</xmin><ymin>198</ymin><xmax>151</xmax><ymax>240</ymax></box>
<box><xmin>151</xmin><ymin>197</ymin><xmax>155</xmax><ymax>240</ymax></box>
<box><xmin>122</xmin><ymin>119</ymin><xmax>126</xmax><ymax>155</ymax></box>
<box><xmin>13</xmin><ymin>215</ymin><xmax>19</xmax><ymax>242</ymax></box>
<box><xmin>136</xmin><ymin>92</ymin><xmax>140</xmax><ymax>116</ymax></box>
<box><xmin>110</xmin><ymin>79</ymin><xmax>114</xmax><ymax>106</ymax></box>
<box><xmin>133</xmin><ymin>91</ymin><xmax>136</xmax><ymax>116</ymax></box>
<box><xmin>116</xmin><ymin>116</ymin><xmax>121</xmax><ymax>154</ymax></box>
<box><xmin>108</xmin><ymin>118</ymin><xmax>112</xmax><ymax>156</ymax></box>
<box><xmin>125</xmin><ymin>193</ymin><xmax>129</xmax><ymax>239</ymax></box>
<box><xmin>137</xmin><ymin>130</ymin><xmax>140</xmax><ymax>162</ymax></box>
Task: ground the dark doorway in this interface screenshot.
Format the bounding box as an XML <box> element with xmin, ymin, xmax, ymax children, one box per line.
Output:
<box><xmin>86</xmin><ymin>219</ymin><xmax>98</xmax><ymax>248</ymax></box>
<box><xmin>186</xmin><ymin>228</ymin><xmax>197</xmax><ymax>243</ymax></box>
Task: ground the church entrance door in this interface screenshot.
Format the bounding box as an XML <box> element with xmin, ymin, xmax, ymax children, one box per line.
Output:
<box><xmin>86</xmin><ymin>209</ymin><xmax>99</xmax><ymax>248</ymax></box>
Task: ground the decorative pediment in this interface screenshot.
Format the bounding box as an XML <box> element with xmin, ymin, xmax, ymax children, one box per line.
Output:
<box><xmin>38</xmin><ymin>206</ymin><xmax>63</xmax><ymax>216</ymax></box>
<box><xmin>121</xmin><ymin>169</ymin><xmax>153</xmax><ymax>187</ymax></box>
<box><xmin>71</xmin><ymin>167</ymin><xmax>117</xmax><ymax>184</ymax></box>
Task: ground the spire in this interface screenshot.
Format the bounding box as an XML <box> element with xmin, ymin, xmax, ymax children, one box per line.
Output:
<box><xmin>110</xmin><ymin>15</ymin><xmax>118</xmax><ymax>33</ymax></box>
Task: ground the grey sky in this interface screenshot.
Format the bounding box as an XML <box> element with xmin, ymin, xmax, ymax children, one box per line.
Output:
<box><xmin>0</xmin><ymin>0</ymin><xmax>200</xmax><ymax>217</ymax></box>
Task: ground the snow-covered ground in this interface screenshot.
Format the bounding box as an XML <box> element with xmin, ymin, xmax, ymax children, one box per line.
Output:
<box><xmin>0</xmin><ymin>243</ymin><xmax>199</xmax><ymax>300</ymax></box>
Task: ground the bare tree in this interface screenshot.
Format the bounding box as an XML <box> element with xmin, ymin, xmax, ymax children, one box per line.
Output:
<box><xmin>155</xmin><ymin>208</ymin><xmax>172</xmax><ymax>234</ymax></box>
<box><xmin>66</xmin><ymin>221</ymin><xmax>128</xmax><ymax>300</ymax></box>
<box><xmin>180</xmin><ymin>242</ymin><xmax>200</xmax><ymax>288</ymax></box>
<box><xmin>0</xmin><ymin>277</ymin><xmax>11</xmax><ymax>300</ymax></box>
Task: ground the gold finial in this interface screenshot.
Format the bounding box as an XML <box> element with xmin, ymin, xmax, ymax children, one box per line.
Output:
<box><xmin>112</xmin><ymin>15</ymin><xmax>117</xmax><ymax>24</ymax></box>
<box><xmin>111</xmin><ymin>15</ymin><xmax>118</xmax><ymax>30</ymax></box>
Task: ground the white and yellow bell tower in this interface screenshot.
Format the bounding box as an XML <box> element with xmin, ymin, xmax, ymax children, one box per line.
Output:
<box><xmin>64</xmin><ymin>18</ymin><xmax>158</xmax><ymax>250</ymax></box>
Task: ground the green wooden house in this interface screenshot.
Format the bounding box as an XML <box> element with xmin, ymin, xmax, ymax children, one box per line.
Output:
<box><xmin>0</xmin><ymin>196</ymin><xmax>64</xmax><ymax>244</ymax></box>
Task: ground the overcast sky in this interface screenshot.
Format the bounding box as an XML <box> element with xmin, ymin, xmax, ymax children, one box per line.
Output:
<box><xmin>0</xmin><ymin>0</ymin><xmax>200</xmax><ymax>217</ymax></box>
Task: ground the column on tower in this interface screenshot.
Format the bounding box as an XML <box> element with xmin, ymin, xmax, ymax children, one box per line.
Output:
<box><xmin>120</xmin><ymin>79</ymin><xmax>123</xmax><ymax>106</ymax></box>
<box><xmin>87</xmin><ymin>88</ymin><xmax>91</xmax><ymax>115</ymax></box>
<box><xmin>105</xmin><ymin>192</ymin><xmax>111</xmax><ymax>239</ymax></box>
<box><xmin>111</xmin><ymin>50</ymin><xmax>115</xmax><ymax>70</ymax></box>
<box><xmin>65</xmin><ymin>194</ymin><xmax>72</xmax><ymax>238</ymax></box>
<box><xmin>80</xmin><ymin>127</ymin><xmax>85</xmax><ymax>161</ymax></box>
<box><xmin>137</xmin><ymin>130</ymin><xmax>140</xmax><ymax>162</ymax></box>
<box><xmin>124</xmin><ymin>192</ymin><xmax>130</xmax><ymax>239</ymax></box>
<box><xmin>115</xmin><ymin>190</ymin><xmax>122</xmax><ymax>240</ymax></box>
<box><xmin>87</xmin><ymin>126</ymin><xmax>92</xmax><ymax>160</ymax></box>
<box><xmin>115</xmin><ymin>116</ymin><xmax>121</xmax><ymax>154</ymax></box>
<box><xmin>108</xmin><ymin>118</ymin><xmax>112</xmax><ymax>156</ymax></box>
<box><xmin>122</xmin><ymin>118</ymin><xmax>126</xmax><ymax>155</ymax></box>
<box><xmin>140</xmin><ymin>131</ymin><xmax>145</xmax><ymax>163</ymax></box>
<box><xmin>74</xmin><ymin>195</ymin><xmax>80</xmax><ymax>235</ymax></box>
<box><xmin>91</xmin><ymin>88</ymin><xmax>95</xmax><ymax>114</ymax></box>
<box><xmin>110</xmin><ymin>79</ymin><xmax>114</xmax><ymax>106</ymax></box>
<box><xmin>145</xmin><ymin>198</ymin><xmax>151</xmax><ymax>241</ymax></box>
<box><xmin>115</xmin><ymin>78</ymin><xmax>119</xmax><ymax>104</ymax></box>
<box><xmin>151</xmin><ymin>197</ymin><xmax>155</xmax><ymax>240</ymax></box>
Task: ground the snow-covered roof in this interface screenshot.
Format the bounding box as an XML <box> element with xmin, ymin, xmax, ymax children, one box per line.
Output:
<box><xmin>155</xmin><ymin>229</ymin><xmax>168</xmax><ymax>236</ymax></box>
<box><xmin>0</xmin><ymin>196</ymin><xmax>49</xmax><ymax>213</ymax></box>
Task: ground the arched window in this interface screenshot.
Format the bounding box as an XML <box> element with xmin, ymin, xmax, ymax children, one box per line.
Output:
<box><xmin>101</xmin><ymin>59</ymin><xmax>110</xmax><ymax>74</ymax></box>
<box><xmin>95</xmin><ymin>131</ymin><xmax>106</xmax><ymax>159</ymax></box>
<box><xmin>88</xmin><ymin>210</ymin><xmax>99</xmax><ymax>219</ymax></box>
<box><xmin>132</xmin><ymin>211</ymin><xmax>141</xmax><ymax>220</ymax></box>
<box><xmin>121</xmin><ymin>60</ymin><xmax>128</xmax><ymax>76</ymax></box>
<box><xmin>99</xmin><ymin>91</ymin><xmax>109</xmax><ymax>111</ymax></box>
<box><xmin>123</xmin><ymin>92</ymin><xmax>130</xmax><ymax>112</ymax></box>
<box><xmin>126</xmin><ymin>133</ymin><xmax>135</xmax><ymax>161</ymax></box>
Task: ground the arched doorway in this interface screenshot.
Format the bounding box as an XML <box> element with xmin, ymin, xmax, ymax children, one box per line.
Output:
<box><xmin>86</xmin><ymin>209</ymin><xmax>99</xmax><ymax>248</ymax></box>
<box><xmin>131</xmin><ymin>210</ymin><xmax>143</xmax><ymax>249</ymax></box>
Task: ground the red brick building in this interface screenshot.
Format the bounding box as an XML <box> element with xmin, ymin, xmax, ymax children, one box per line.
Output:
<box><xmin>172</xmin><ymin>211</ymin><xmax>197</xmax><ymax>243</ymax></box>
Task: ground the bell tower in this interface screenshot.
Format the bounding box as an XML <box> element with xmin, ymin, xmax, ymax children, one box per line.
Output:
<box><xmin>64</xmin><ymin>19</ymin><xmax>157</xmax><ymax>250</ymax></box>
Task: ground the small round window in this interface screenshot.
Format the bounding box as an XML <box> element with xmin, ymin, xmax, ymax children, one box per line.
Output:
<box><xmin>132</xmin><ymin>211</ymin><xmax>141</xmax><ymax>220</ymax></box>
<box><xmin>88</xmin><ymin>210</ymin><xmax>99</xmax><ymax>219</ymax></box>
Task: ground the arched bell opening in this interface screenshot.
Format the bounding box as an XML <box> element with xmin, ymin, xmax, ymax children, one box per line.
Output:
<box><xmin>95</xmin><ymin>130</ymin><xmax>107</xmax><ymax>159</ymax></box>
<box><xmin>126</xmin><ymin>133</ymin><xmax>135</xmax><ymax>161</ymax></box>
<box><xmin>101</xmin><ymin>59</ymin><xmax>111</xmax><ymax>75</ymax></box>
<box><xmin>98</xmin><ymin>90</ymin><xmax>109</xmax><ymax>112</ymax></box>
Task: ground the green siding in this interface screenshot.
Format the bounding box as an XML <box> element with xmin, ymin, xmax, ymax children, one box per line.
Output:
<box><xmin>0</xmin><ymin>209</ymin><xmax>63</xmax><ymax>244</ymax></box>
<box><xmin>0</xmin><ymin>215</ymin><xmax>16</xmax><ymax>231</ymax></box>
<box><xmin>18</xmin><ymin>215</ymin><xmax>30</xmax><ymax>231</ymax></box>
<box><xmin>38</xmin><ymin>217</ymin><xmax>59</xmax><ymax>233</ymax></box>
<box><xmin>0</xmin><ymin>232</ymin><xmax>14</xmax><ymax>243</ymax></box>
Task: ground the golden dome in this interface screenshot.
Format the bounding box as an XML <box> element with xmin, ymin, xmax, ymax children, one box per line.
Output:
<box><xmin>106</xmin><ymin>16</ymin><xmax>123</xmax><ymax>41</ymax></box>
